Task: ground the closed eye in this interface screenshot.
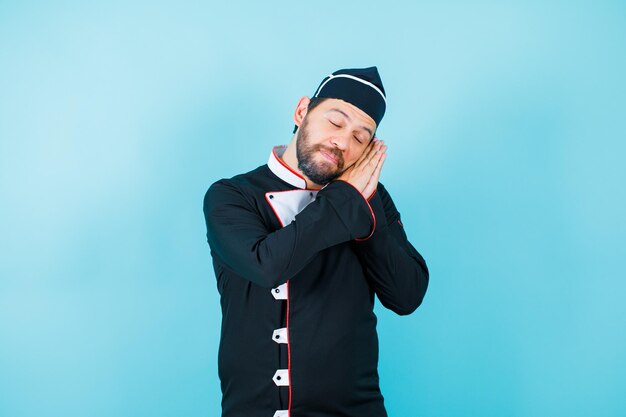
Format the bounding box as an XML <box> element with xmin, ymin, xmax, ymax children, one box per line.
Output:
<box><xmin>329</xmin><ymin>120</ymin><xmax>341</xmax><ymax>128</ymax></box>
<box><xmin>353</xmin><ymin>135</ymin><xmax>363</xmax><ymax>144</ymax></box>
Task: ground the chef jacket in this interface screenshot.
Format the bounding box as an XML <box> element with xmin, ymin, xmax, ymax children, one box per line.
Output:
<box><xmin>203</xmin><ymin>145</ymin><xmax>429</xmax><ymax>417</ymax></box>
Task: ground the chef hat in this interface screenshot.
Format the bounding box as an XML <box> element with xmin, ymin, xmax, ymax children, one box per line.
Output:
<box><xmin>312</xmin><ymin>66</ymin><xmax>387</xmax><ymax>126</ymax></box>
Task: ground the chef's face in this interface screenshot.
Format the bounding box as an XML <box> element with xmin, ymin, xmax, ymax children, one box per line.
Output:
<box><xmin>296</xmin><ymin>98</ymin><xmax>376</xmax><ymax>186</ymax></box>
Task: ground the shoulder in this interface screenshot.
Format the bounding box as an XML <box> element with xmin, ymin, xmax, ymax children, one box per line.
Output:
<box><xmin>204</xmin><ymin>164</ymin><xmax>262</xmax><ymax>199</ymax></box>
<box><xmin>203</xmin><ymin>164</ymin><xmax>278</xmax><ymax>212</ymax></box>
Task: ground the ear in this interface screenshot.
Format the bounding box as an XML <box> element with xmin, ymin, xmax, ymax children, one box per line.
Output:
<box><xmin>293</xmin><ymin>96</ymin><xmax>311</xmax><ymax>130</ymax></box>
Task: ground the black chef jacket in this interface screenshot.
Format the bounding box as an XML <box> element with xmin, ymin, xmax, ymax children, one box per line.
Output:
<box><xmin>203</xmin><ymin>145</ymin><xmax>429</xmax><ymax>417</ymax></box>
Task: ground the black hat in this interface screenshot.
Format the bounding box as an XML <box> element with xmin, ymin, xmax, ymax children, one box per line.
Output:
<box><xmin>312</xmin><ymin>66</ymin><xmax>387</xmax><ymax>126</ymax></box>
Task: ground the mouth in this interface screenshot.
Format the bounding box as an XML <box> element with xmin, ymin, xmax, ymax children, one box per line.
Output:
<box><xmin>319</xmin><ymin>149</ymin><xmax>339</xmax><ymax>165</ymax></box>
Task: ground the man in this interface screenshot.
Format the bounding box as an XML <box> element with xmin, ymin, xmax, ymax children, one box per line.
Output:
<box><xmin>203</xmin><ymin>66</ymin><xmax>429</xmax><ymax>417</ymax></box>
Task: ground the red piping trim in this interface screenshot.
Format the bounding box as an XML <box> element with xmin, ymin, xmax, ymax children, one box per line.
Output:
<box><xmin>271</xmin><ymin>146</ymin><xmax>319</xmax><ymax>191</ymax></box>
<box><xmin>367</xmin><ymin>188</ymin><xmax>377</xmax><ymax>202</ymax></box>
<box><xmin>265</xmin><ymin>190</ymin><xmax>293</xmax><ymax>413</ymax></box>
<box><xmin>354</xmin><ymin>201</ymin><xmax>376</xmax><ymax>241</ymax></box>
<box><xmin>272</xmin><ymin>146</ymin><xmax>305</xmax><ymax>181</ymax></box>
<box><xmin>265</xmin><ymin>189</ymin><xmax>320</xmax><ymax>228</ymax></box>
<box><xmin>265</xmin><ymin>192</ymin><xmax>286</xmax><ymax>228</ymax></box>
<box><xmin>286</xmin><ymin>280</ymin><xmax>292</xmax><ymax>414</ymax></box>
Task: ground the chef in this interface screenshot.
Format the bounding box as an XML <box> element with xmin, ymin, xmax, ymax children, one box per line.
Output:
<box><xmin>203</xmin><ymin>66</ymin><xmax>429</xmax><ymax>417</ymax></box>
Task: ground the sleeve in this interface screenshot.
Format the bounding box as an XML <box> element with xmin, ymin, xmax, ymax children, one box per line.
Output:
<box><xmin>203</xmin><ymin>178</ymin><xmax>376</xmax><ymax>289</ymax></box>
<box><xmin>351</xmin><ymin>182</ymin><xmax>429</xmax><ymax>316</ymax></box>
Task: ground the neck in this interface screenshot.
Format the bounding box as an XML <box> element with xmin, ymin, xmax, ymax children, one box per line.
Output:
<box><xmin>281</xmin><ymin>135</ymin><xmax>323</xmax><ymax>190</ymax></box>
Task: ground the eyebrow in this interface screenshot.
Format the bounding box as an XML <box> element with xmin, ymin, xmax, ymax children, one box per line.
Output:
<box><xmin>328</xmin><ymin>108</ymin><xmax>374</xmax><ymax>137</ymax></box>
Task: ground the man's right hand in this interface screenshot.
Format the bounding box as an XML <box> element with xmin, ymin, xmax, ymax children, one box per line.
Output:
<box><xmin>337</xmin><ymin>138</ymin><xmax>387</xmax><ymax>199</ymax></box>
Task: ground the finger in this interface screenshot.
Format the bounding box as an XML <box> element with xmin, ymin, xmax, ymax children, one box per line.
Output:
<box><xmin>368</xmin><ymin>142</ymin><xmax>386</xmax><ymax>168</ymax></box>
<box><xmin>370</xmin><ymin>151</ymin><xmax>386</xmax><ymax>183</ymax></box>
<box><xmin>355</xmin><ymin>138</ymin><xmax>381</xmax><ymax>168</ymax></box>
<box><xmin>359</xmin><ymin>142</ymin><xmax>383</xmax><ymax>175</ymax></box>
<box><xmin>363</xmin><ymin>152</ymin><xmax>386</xmax><ymax>197</ymax></box>
<box><xmin>361</xmin><ymin>145</ymin><xmax>384</xmax><ymax>178</ymax></box>
<box><xmin>363</xmin><ymin>153</ymin><xmax>384</xmax><ymax>198</ymax></box>
<box><xmin>369</xmin><ymin>149</ymin><xmax>386</xmax><ymax>178</ymax></box>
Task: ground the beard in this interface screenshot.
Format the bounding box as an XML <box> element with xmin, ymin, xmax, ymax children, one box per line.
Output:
<box><xmin>296</xmin><ymin>117</ymin><xmax>345</xmax><ymax>185</ymax></box>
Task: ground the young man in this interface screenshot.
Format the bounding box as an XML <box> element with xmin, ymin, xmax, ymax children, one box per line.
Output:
<box><xmin>203</xmin><ymin>66</ymin><xmax>429</xmax><ymax>417</ymax></box>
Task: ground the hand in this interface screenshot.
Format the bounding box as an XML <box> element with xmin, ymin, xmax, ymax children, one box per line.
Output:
<box><xmin>337</xmin><ymin>138</ymin><xmax>387</xmax><ymax>199</ymax></box>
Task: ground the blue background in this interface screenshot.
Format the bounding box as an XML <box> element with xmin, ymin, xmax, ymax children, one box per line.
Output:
<box><xmin>1</xmin><ymin>1</ymin><xmax>625</xmax><ymax>416</ymax></box>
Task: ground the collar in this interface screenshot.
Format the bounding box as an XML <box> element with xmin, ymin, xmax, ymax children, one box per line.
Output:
<box><xmin>267</xmin><ymin>145</ymin><xmax>307</xmax><ymax>189</ymax></box>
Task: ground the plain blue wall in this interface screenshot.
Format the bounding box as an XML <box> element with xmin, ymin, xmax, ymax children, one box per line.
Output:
<box><xmin>1</xmin><ymin>1</ymin><xmax>625</xmax><ymax>416</ymax></box>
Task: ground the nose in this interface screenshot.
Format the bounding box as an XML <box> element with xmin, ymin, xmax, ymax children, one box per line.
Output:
<box><xmin>330</xmin><ymin>131</ymin><xmax>351</xmax><ymax>151</ymax></box>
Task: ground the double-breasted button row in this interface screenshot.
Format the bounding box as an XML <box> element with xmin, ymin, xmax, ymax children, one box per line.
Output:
<box><xmin>271</xmin><ymin>283</ymin><xmax>289</xmax><ymax>414</ymax></box>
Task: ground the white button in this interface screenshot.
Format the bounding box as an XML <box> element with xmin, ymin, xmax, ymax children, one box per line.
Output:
<box><xmin>272</xmin><ymin>328</ymin><xmax>288</xmax><ymax>344</ymax></box>
<box><xmin>272</xmin><ymin>369</ymin><xmax>289</xmax><ymax>386</ymax></box>
<box><xmin>271</xmin><ymin>283</ymin><xmax>288</xmax><ymax>300</ymax></box>
<box><xmin>273</xmin><ymin>410</ymin><xmax>289</xmax><ymax>417</ymax></box>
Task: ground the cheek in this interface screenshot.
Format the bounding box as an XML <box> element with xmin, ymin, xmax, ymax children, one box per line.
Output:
<box><xmin>343</xmin><ymin>151</ymin><xmax>361</xmax><ymax>167</ymax></box>
<box><xmin>350</xmin><ymin>145</ymin><xmax>368</xmax><ymax>162</ymax></box>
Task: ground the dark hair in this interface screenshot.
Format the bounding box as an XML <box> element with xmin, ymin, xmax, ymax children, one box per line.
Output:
<box><xmin>292</xmin><ymin>97</ymin><xmax>328</xmax><ymax>134</ymax></box>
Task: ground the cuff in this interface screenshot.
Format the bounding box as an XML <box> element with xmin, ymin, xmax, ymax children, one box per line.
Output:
<box><xmin>355</xmin><ymin>185</ymin><xmax>389</xmax><ymax>242</ymax></box>
<box><xmin>330</xmin><ymin>180</ymin><xmax>376</xmax><ymax>241</ymax></box>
